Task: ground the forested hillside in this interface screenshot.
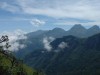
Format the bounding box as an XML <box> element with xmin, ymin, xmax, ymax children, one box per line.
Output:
<box><xmin>24</xmin><ymin>33</ymin><xmax>100</xmax><ymax>75</ymax></box>
<box><xmin>0</xmin><ymin>35</ymin><xmax>44</xmax><ymax>75</ymax></box>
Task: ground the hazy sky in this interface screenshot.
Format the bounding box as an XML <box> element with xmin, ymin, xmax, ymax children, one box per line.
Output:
<box><xmin>0</xmin><ymin>0</ymin><xmax>100</xmax><ymax>32</ymax></box>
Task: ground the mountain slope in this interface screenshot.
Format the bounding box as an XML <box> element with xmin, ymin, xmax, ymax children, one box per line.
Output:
<box><xmin>24</xmin><ymin>33</ymin><xmax>100</xmax><ymax>75</ymax></box>
<box><xmin>26</xmin><ymin>30</ymin><xmax>47</xmax><ymax>38</ymax></box>
<box><xmin>15</xmin><ymin>27</ymin><xmax>66</xmax><ymax>58</ymax></box>
<box><xmin>0</xmin><ymin>49</ymin><xmax>44</xmax><ymax>75</ymax></box>
<box><xmin>86</xmin><ymin>25</ymin><xmax>100</xmax><ymax>37</ymax></box>
<box><xmin>67</xmin><ymin>24</ymin><xmax>86</xmax><ymax>37</ymax></box>
<box><xmin>15</xmin><ymin>24</ymin><xmax>100</xmax><ymax>58</ymax></box>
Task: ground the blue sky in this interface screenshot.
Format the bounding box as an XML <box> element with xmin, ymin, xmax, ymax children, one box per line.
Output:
<box><xmin>0</xmin><ymin>0</ymin><xmax>100</xmax><ymax>33</ymax></box>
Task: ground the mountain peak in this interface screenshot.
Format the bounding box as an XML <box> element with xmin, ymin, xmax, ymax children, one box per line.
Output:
<box><xmin>72</xmin><ymin>24</ymin><xmax>85</xmax><ymax>28</ymax></box>
<box><xmin>52</xmin><ymin>27</ymin><xmax>65</xmax><ymax>32</ymax></box>
<box><xmin>90</xmin><ymin>25</ymin><xmax>100</xmax><ymax>30</ymax></box>
<box><xmin>88</xmin><ymin>25</ymin><xmax>100</xmax><ymax>31</ymax></box>
<box><xmin>70</xmin><ymin>24</ymin><xmax>86</xmax><ymax>31</ymax></box>
<box><xmin>74</xmin><ymin>24</ymin><xmax>83</xmax><ymax>26</ymax></box>
<box><xmin>86</xmin><ymin>25</ymin><xmax>100</xmax><ymax>37</ymax></box>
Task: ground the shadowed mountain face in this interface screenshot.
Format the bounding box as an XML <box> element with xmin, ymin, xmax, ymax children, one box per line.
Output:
<box><xmin>15</xmin><ymin>24</ymin><xmax>100</xmax><ymax>58</ymax></box>
<box><xmin>24</xmin><ymin>33</ymin><xmax>100</xmax><ymax>75</ymax></box>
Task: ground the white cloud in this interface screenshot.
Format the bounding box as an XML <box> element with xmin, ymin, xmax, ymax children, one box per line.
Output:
<box><xmin>15</xmin><ymin>0</ymin><xmax>100</xmax><ymax>20</ymax></box>
<box><xmin>0</xmin><ymin>29</ymin><xmax>27</xmax><ymax>51</ymax></box>
<box><xmin>0</xmin><ymin>2</ymin><xmax>20</xmax><ymax>13</ymax></box>
<box><xmin>30</xmin><ymin>19</ymin><xmax>46</xmax><ymax>27</ymax></box>
<box><xmin>12</xmin><ymin>0</ymin><xmax>100</xmax><ymax>25</ymax></box>
<box><xmin>58</xmin><ymin>42</ymin><xmax>68</xmax><ymax>49</ymax></box>
<box><xmin>43</xmin><ymin>37</ymin><xmax>55</xmax><ymax>52</ymax></box>
<box><xmin>0</xmin><ymin>17</ymin><xmax>46</xmax><ymax>27</ymax></box>
<box><xmin>53</xmin><ymin>42</ymin><xmax>69</xmax><ymax>53</ymax></box>
<box><xmin>1</xmin><ymin>0</ymin><xmax>100</xmax><ymax>25</ymax></box>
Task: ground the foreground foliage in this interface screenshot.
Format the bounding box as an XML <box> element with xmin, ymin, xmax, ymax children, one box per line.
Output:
<box><xmin>0</xmin><ymin>35</ymin><xmax>44</xmax><ymax>75</ymax></box>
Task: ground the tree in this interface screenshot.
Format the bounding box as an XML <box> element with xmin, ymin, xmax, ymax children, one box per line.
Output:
<box><xmin>0</xmin><ymin>35</ymin><xmax>11</xmax><ymax>51</ymax></box>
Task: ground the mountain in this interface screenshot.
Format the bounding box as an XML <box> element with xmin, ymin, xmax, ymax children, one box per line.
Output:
<box><xmin>0</xmin><ymin>49</ymin><xmax>44</xmax><ymax>75</ymax></box>
<box><xmin>15</xmin><ymin>24</ymin><xmax>100</xmax><ymax>58</ymax></box>
<box><xmin>14</xmin><ymin>28</ymin><xmax>66</xmax><ymax>58</ymax></box>
<box><xmin>24</xmin><ymin>33</ymin><xmax>100</xmax><ymax>75</ymax></box>
<box><xmin>67</xmin><ymin>24</ymin><xmax>87</xmax><ymax>37</ymax></box>
<box><xmin>86</xmin><ymin>25</ymin><xmax>100</xmax><ymax>37</ymax></box>
<box><xmin>70</xmin><ymin>24</ymin><xmax>86</xmax><ymax>31</ymax></box>
<box><xmin>42</xmin><ymin>27</ymin><xmax>66</xmax><ymax>38</ymax></box>
<box><xmin>26</xmin><ymin>30</ymin><xmax>47</xmax><ymax>38</ymax></box>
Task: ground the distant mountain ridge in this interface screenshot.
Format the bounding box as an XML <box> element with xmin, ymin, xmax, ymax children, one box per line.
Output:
<box><xmin>24</xmin><ymin>33</ymin><xmax>100</xmax><ymax>75</ymax></box>
<box><xmin>27</xmin><ymin>24</ymin><xmax>100</xmax><ymax>38</ymax></box>
<box><xmin>15</xmin><ymin>24</ymin><xmax>100</xmax><ymax>58</ymax></box>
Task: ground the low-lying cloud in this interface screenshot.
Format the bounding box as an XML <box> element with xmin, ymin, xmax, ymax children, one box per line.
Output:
<box><xmin>43</xmin><ymin>37</ymin><xmax>55</xmax><ymax>52</ymax></box>
<box><xmin>0</xmin><ymin>29</ymin><xmax>27</xmax><ymax>52</ymax></box>
<box><xmin>58</xmin><ymin>42</ymin><xmax>68</xmax><ymax>49</ymax></box>
<box><xmin>53</xmin><ymin>42</ymin><xmax>69</xmax><ymax>53</ymax></box>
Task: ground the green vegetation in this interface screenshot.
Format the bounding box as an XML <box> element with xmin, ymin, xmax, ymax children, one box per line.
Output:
<box><xmin>0</xmin><ymin>35</ymin><xmax>44</xmax><ymax>75</ymax></box>
<box><xmin>24</xmin><ymin>34</ymin><xmax>100</xmax><ymax>75</ymax></box>
<box><xmin>0</xmin><ymin>48</ymin><xmax>45</xmax><ymax>75</ymax></box>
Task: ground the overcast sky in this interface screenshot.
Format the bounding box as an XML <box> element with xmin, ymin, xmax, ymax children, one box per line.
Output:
<box><xmin>0</xmin><ymin>0</ymin><xmax>100</xmax><ymax>32</ymax></box>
